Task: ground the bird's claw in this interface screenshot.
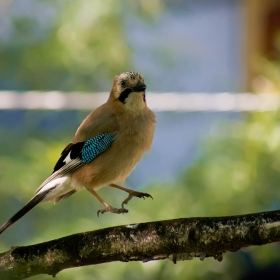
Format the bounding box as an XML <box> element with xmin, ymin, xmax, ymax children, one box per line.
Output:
<box><xmin>97</xmin><ymin>206</ymin><xmax>129</xmax><ymax>217</ymax></box>
<box><xmin>122</xmin><ymin>191</ymin><xmax>153</xmax><ymax>208</ymax></box>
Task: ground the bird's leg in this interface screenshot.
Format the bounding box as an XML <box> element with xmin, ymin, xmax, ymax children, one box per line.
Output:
<box><xmin>86</xmin><ymin>188</ymin><xmax>128</xmax><ymax>216</ymax></box>
<box><xmin>109</xmin><ymin>183</ymin><xmax>153</xmax><ymax>208</ymax></box>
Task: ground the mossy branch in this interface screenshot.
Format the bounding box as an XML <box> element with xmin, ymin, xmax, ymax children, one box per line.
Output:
<box><xmin>1</xmin><ymin>210</ymin><xmax>280</xmax><ymax>279</ymax></box>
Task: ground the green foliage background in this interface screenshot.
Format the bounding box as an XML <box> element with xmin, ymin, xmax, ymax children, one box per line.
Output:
<box><xmin>1</xmin><ymin>1</ymin><xmax>280</xmax><ymax>279</ymax></box>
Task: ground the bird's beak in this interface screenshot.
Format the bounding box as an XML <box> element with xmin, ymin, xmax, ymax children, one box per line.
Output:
<box><xmin>131</xmin><ymin>81</ymin><xmax>146</xmax><ymax>92</ymax></box>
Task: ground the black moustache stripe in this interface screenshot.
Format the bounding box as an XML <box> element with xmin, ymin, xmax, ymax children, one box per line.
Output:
<box><xmin>118</xmin><ymin>88</ymin><xmax>133</xmax><ymax>103</ymax></box>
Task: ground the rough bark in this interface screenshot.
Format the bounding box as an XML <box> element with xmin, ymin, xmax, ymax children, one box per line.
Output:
<box><xmin>1</xmin><ymin>209</ymin><xmax>280</xmax><ymax>279</ymax></box>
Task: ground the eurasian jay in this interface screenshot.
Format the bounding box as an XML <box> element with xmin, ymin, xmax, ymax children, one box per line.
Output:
<box><xmin>0</xmin><ymin>71</ymin><xmax>156</xmax><ymax>234</ymax></box>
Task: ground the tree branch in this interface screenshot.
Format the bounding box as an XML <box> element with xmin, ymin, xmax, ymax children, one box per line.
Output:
<box><xmin>1</xmin><ymin>209</ymin><xmax>280</xmax><ymax>279</ymax></box>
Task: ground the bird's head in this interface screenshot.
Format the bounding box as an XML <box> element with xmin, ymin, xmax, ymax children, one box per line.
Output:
<box><xmin>109</xmin><ymin>72</ymin><xmax>147</xmax><ymax>111</ymax></box>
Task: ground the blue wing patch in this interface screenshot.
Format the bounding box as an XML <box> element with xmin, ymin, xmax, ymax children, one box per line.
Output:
<box><xmin>52</xmin><ymin>132</ymin><xmax>116</xmax><ymax>174</ymax></box>
<box><xmin>37</xmin><ymin>132</ymin><xmax>117</xmax><ymax>194</ymax></box>
<box><xmin>81</xmin><ymin>133</ymin><xmax>116</xmax><ymax>163</ymax></box>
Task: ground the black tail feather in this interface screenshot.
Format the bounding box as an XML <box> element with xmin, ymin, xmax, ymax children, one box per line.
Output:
<box><xmin>0</xmin><ymin>187</ymin><xmax>55</xmax><ymax>235</ymax></box>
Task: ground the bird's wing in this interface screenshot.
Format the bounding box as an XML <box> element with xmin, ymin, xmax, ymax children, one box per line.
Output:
<box><xmin>0</xmin><ymin>133</ymin><xmax>117</xmax><ymax>235</ymax></box>
<box><xmin>35</xmin><ymin>132</ymin><xmax>117</xmax><ymax>194</ymax></box>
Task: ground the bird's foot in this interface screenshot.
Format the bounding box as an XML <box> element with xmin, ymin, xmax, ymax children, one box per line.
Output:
<box><xmin>122</xmin><ymin>191</ymin><xmax>153</xmax><ymax>208</ymax></box>
<box><xmin>97</xmin><ymin>206</ymin><xmax>129</xmax><ymax>217</ymax></box>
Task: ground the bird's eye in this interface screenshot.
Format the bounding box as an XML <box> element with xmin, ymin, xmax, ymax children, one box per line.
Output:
<box><xmin>120</xmin><ymin>80</ymin><xmax>126</xmax><ymax>87</ymax></box>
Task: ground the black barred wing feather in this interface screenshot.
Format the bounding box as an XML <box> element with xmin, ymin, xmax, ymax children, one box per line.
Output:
<box><xmin>52</xmin><ymin>142</ymin><xmax>84</xmax><ymax>174</ymax></box>
<box><xmin>35</xmin><ymin>132</ymin><xmax>116</xmax><ymax>194</ymax></box>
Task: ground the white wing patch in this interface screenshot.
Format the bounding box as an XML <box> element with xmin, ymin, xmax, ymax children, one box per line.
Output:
<box><xmin>63</xmin><ymin>153</ymin><xmax>72</xmax><ymax>164</ymax></box>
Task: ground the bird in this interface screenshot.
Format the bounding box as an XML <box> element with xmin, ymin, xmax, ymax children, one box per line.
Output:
<box><xmin>0</xmin><ymin>71</ymin><xmax>156</xmax><ymax>234</ymax></box>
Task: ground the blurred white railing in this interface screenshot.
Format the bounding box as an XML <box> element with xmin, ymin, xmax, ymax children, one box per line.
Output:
<box><xmin>0</xmin><ymin>91</ymin><xmax>280</xmax><ymax>112</ymax></box>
